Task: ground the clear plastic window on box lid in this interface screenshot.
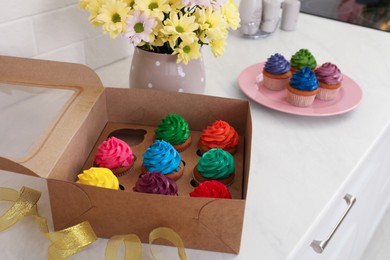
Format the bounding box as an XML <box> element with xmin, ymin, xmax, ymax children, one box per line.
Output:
<box><xmin>0</xmin><ymin>83</ymin><xmax>76</xmax><ymax>160</ymax></box>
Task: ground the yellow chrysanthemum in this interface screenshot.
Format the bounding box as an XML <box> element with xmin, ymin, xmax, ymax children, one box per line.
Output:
<box><xmin>79</xmin><ymin>0</ymin><xmax>240</xmax><ymax>62</ymax></box>
<box><xmin>210</xmin><ymin>37</ymin><xmax>226</xmax><ymax>57</ymax></box>
<box><xmin>221</xmin><ymin>0</ymin><xmax>240</xmax><ymax>30</ymax></box>
<box><xmin>161</xmin><ymin>12</ymin><xmax>199</xmax><ymax>49</ymax></box>
<box><xmin>135</xmin><ymin>0</ymin><xmax>171</xmax><ymax>21</ymax></box>
<box><xmin>167</xmin><ymin>0</ymin><xmax>185</xmax><ymax>11</ymax></box>
<box><xmin>78</xmin><ymin>0</ymin><xmax>91</xmax><ymax>9</ymax></box>
<box><xmin>95</xmin><ymin>0</ymin><xmax>130</xmax><ymax>38</ymax></box>
<box><xmin>149</xmin><ymin>22</ymin><xmax>167</xmax><ymax>47</ymax></box>
<box><xmin>172</xmin><ymin>41</ymin><xmax>201</xmax><ymax>64</ymax></box>
<box><xmin>79</xmin><ymin>0</ymin><xmax>105</xmax><ymax>27</ymax></box>
<box><xmin>123</xmin><ymin>0</ymin><xmax>136</xmax><ymax>8</ymax></box>
<box><xmin>196</xmin><ymin>7</ymin><xmax>227</xmax><ymax>42</ymax></box>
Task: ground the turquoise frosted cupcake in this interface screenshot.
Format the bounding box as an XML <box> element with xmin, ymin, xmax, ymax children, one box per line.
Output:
<box><xmin>141</xmin><ymin>140</ymin><xmax>184</xmax><ymax>181</ymax></box>
<box><xmin>193</xmin><ymin>148</ymin><xmax>235</xmax><ymax>186</ymax></box>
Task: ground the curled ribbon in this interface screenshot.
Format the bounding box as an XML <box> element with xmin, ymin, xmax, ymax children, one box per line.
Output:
<box><xmin>0</xmin><ymin>186</ymin><xmax>97</xmax><ymax>259</ymax></box>
<box><xmin>104</xmin><ymin>227</ymin><xmax>188</xmax><ymax>260</ymax></box>
<box><xmin>0</xmin><ymin>186</ymin><xmax>188</xmax><ymax>260</ymax></box>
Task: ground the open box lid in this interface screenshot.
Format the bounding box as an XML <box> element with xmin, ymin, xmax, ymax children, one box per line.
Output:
<box><xmin>0</xmin><ymin>55</ymin><xmax>105</xmax><ymax>178</ymax></box>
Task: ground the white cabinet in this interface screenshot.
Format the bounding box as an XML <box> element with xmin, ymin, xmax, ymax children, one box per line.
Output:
<box><xmin>288</xmin><ymin>124</ymin><xmax>390</xmax><ymax>260</ymax></box>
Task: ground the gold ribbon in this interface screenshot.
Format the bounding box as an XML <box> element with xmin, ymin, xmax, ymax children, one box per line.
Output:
<box><xmin>0</xmin><ymin>186</ymin><xmax>40</xmax><ymax>231</ymax></box>
<box><xmin>0</xmin><ymin>186</ymin><xmax>97</xmax><ymax>259</ymax></box>
<box><xmin>105</xmin><ymin>234</ymin><xmax>143</xmax><ymax>259</ymax></box>
<box><xmin>104</xmin><ymin>227</ymin><xmax>188</xmax><ymax>260</ymax></box>
<box><xmin>149</xmin><ymin>227</ymin><xmax>188</xmax><ymax>260</ymax></box>
<box><xmin>0</xmin><ymin>186</ymin><xmax>187</xmax><ymax>260</ymax></box>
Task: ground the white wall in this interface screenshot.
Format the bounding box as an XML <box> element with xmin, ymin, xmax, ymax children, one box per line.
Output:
<box><xmin>0</xmin><ymin>0</ymin><xmax>132</xmax><ymax>69</ymax></box>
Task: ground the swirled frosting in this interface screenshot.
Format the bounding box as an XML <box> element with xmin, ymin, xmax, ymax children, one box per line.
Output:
<box><xmin>155</xmin><ymin>114</ymin><xmax>190</xmax><ymax>145</ymax></box>
<box><xmin>142</xmin><ymin>140</ymin><xmax>181</xmax><ymax>174</ymax></box>
<box><xmin>264</xmin><ymin>53</ymin><xmax>290</xmax><ymax>74</ymax></box>
<box><xmin>190</xmin><ymin>180</ymin><xmax>231</xmax><ymax>199</ymax></box>
<box><xmin>197</xmin><ymin>148</ymin><xmax>235</xmax><ymax>179</ymax></box>
<box><xmin>200</xmin><ymin>120</ymin><xmax>239</xmax><ymax>150</ymax></box>
<box><xmin>94</xmin><ymin>137</ymin><xmax>134</xmax><ymax>169</ymax></box>
<box><xmin>315</xmin><ymin>62</ymin><xmax>343</xmax><ymax>85</ymax></box>
<box><xmin>290</xmin><ymin>67</ymin><xmax>319</xmax><ymax>91</ymax></box>
<box><xmin>76</xmin><ymin>167</ymin><xmax>119</xmax><ymax>190</ymax></box>
<box><xmin>290</xmin><ymin>49</ymin><xmax>317</xmax><ymax>70</ymax></box>
<box><xmin>133</xmin><ymin>172</ymin><xmax>178</xmax><ymax>195</ymax></box>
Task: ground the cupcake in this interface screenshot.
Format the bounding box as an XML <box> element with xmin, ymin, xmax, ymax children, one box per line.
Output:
<box><xmin>141</xmin><ymin>140</ymin><xmax>184</xmax><ymax>181</ymax></box>
<box><xmin>133</xmin><ymin>172</ymin><xmax>178</xmax><ymax>195</ymax></box>
<box><xmin>190</xmin><ymin>180</ymin><xmax>231</xmax><ymax>199</ymax></box>
<box><xmin>287</xmin><ymin>66</ymin><xmax>319</xmax><ymax>107</ymax></box>
<box><xmin>154</xmin><ymin>114</ymin><xmax>192</xmax><ymax>152</ymax></box>
<box><xmin>290</xmin><ymin>49</ymin><xmax>317</xmax><ymax>72</ymax></box>
<box><xmin>94</xmin><ymin>136</ymin><xmax>135</xmax><ymax>176</ymax></box>
<box><xmin>198</xmin><ymin>120</ymin><xmax>239</xmax><ymax>155</ymax></box>
<box><xmin>262</xmin><ymin>53</ymin><xmax>292</xmax><ymax>91</ymax></box>
<box><xmin>315</xmin><ymin>62</ymin><xmax>343</xmax><ymax>101</ymax></box>
<box><xmin>193</xmin><ymin>148</ymin><xmax>235</xmax><ymax>186</ymax></box>
<box><xmin>76</xmin><ymin>167</ymin><xmax>120</xmax><ymax>190</ymax></box>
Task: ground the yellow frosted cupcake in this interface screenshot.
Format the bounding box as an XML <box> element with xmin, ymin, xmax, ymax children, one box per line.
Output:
<box><xmin>76</xmin><ymin>167</ymin><xmax>120</xmax><ymax>190</ymax></box>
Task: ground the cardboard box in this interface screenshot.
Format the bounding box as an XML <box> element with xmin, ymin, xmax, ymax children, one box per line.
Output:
<box><xmin>0</xmin><ymin>55</ymin><xmax>252</xmax><ymax>254</ymax></box>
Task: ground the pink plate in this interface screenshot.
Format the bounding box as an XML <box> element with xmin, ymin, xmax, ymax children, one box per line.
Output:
<box><xmin>238</xmin><ymin>62</ymin><xmax>363</xmax><ymax>116</ymax></box>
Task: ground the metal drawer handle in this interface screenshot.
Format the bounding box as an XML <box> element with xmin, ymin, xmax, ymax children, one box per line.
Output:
<box><xmin>310</xmin><ymin>194</ymin><xmax>356</xmax><ymax>254</ymax></box>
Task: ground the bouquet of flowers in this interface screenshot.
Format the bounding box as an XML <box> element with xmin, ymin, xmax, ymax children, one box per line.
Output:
<box><xmin>79</xmin><ymin>0</ymin><xmax>240</xmax><ymax>64</ymax></box>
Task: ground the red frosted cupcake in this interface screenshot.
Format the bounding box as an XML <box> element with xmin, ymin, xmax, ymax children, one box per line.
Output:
<box><xmin>190</xmin><ymin>180</ymin><xmax>231</xmax><ymax>199</ymax></box>
<box><xmin>133</xmin><ymin>172</ymin><xmax>178</xmax><ymax>196</ymax></box>
<box><xmin>198</xmin><ymin>120</ymin><xmax>239</xmax><ymax>155</ymax></box>
<box><xmin>94</xmin><ymin>137</ymin><xmax>135</xmax><ymax>176</ymax></box>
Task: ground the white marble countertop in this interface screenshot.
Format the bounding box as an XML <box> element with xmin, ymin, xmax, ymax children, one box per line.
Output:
<box><xmin>94</xmin><ymin>13</ymin><xmax>390</xmax><ymax>259</ymax></box>
<box><xmin>1</xmin><ymin>12</ymin><xmax>390</xmax><ymax>259</ymax></box>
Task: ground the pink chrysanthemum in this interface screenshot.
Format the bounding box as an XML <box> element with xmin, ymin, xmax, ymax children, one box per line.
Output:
<box><xmin>125</xmin><ymin>10</ymin><xmax>157</xmax><ymax>46</ymax></box>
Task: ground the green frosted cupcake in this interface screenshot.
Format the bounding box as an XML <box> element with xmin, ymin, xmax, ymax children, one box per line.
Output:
<box><xmin>290</xmin><ymin>49</ymin><xmax>317</xmax><ymax>72</ymax></box>
<box><xmin>154</xmin><ymin>114</ymin><xmax>192</xmax><ymax>152</ymax></box>
<box><xmin>193</xmin><ymin>148</ymin><xmax>235</xmax><ymax>186</ymax></box>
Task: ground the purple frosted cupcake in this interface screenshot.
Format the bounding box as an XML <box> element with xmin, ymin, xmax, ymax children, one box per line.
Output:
<box><xmin>315</xmin><ymin>62</ymin><xmax>343</xmax><ymax>101</ymax></box>
<box><xmin>262</xmin><ymin>53</ymin><xmax>292</xmax><ymax>91</ymax></box>
<box><xmin>133</xmin><ymin>171</ymin><xmax>178</xmax><ymax>195</ymax></box>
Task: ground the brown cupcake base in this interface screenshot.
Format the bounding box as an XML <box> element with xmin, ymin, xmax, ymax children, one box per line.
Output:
<box><xmin>141</xmin><ymin>161</ymin><xmax>185</xmax><ymax>181</ymax></box>
<box><xmin>198</xmin><ymin>140</ymin><xmax>237</xmax><ymax>155</ymax></box>
<box><xmin>111</xmin><ymin>165</ymin><xmax>133</xmax><ymax>177</ymax></box>
<box><xmin>153</xmin><ymin>135</ymin><xmax>192</xmax><ymax>152</ymax></box>
<box><xmin>193</xmin><ymin>165</ymin><xmax>235</xmax><ymax>186</ymax></box>
<box><xmin>94</xmin><ymin>159</ymin><xmax>135</xmax><ymax>177</ymax></box>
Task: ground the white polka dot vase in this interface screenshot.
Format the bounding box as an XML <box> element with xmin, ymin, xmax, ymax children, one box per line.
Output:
<box><xmin>130</xmin><ymin>47</ymin><xmax>206</xmax><ymax>93</ymax></box>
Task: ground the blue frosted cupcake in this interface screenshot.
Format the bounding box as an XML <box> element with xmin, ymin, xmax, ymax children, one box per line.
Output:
<box><xmin>287</xmin><ymin>66</ymin><xmax>319</xmax><ymax>107</ymax></box>
<box><xmin>141</xmin><ymin>140</ymin><xmax>184</xmax><ymax>181</ymax></box>
<box><xmin>262</xmin><ymin>53</ymin><xmax>292</xmax><ymax>91</ymax></box>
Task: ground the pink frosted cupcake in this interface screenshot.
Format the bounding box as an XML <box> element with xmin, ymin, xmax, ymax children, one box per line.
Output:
<box><xmin>94</xmin><ymin>136</ymin><xmax>135</xmax><ymax>176</ymax></box>
<box><xmin>315</xmin><ymin>62</ymin><xmax>343</xmax><ymax>101</ymax></box>
<box><xmin>133</xmin><ymin>172</ymin><xmax>178</xmax><ymax>196</ymax></box>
